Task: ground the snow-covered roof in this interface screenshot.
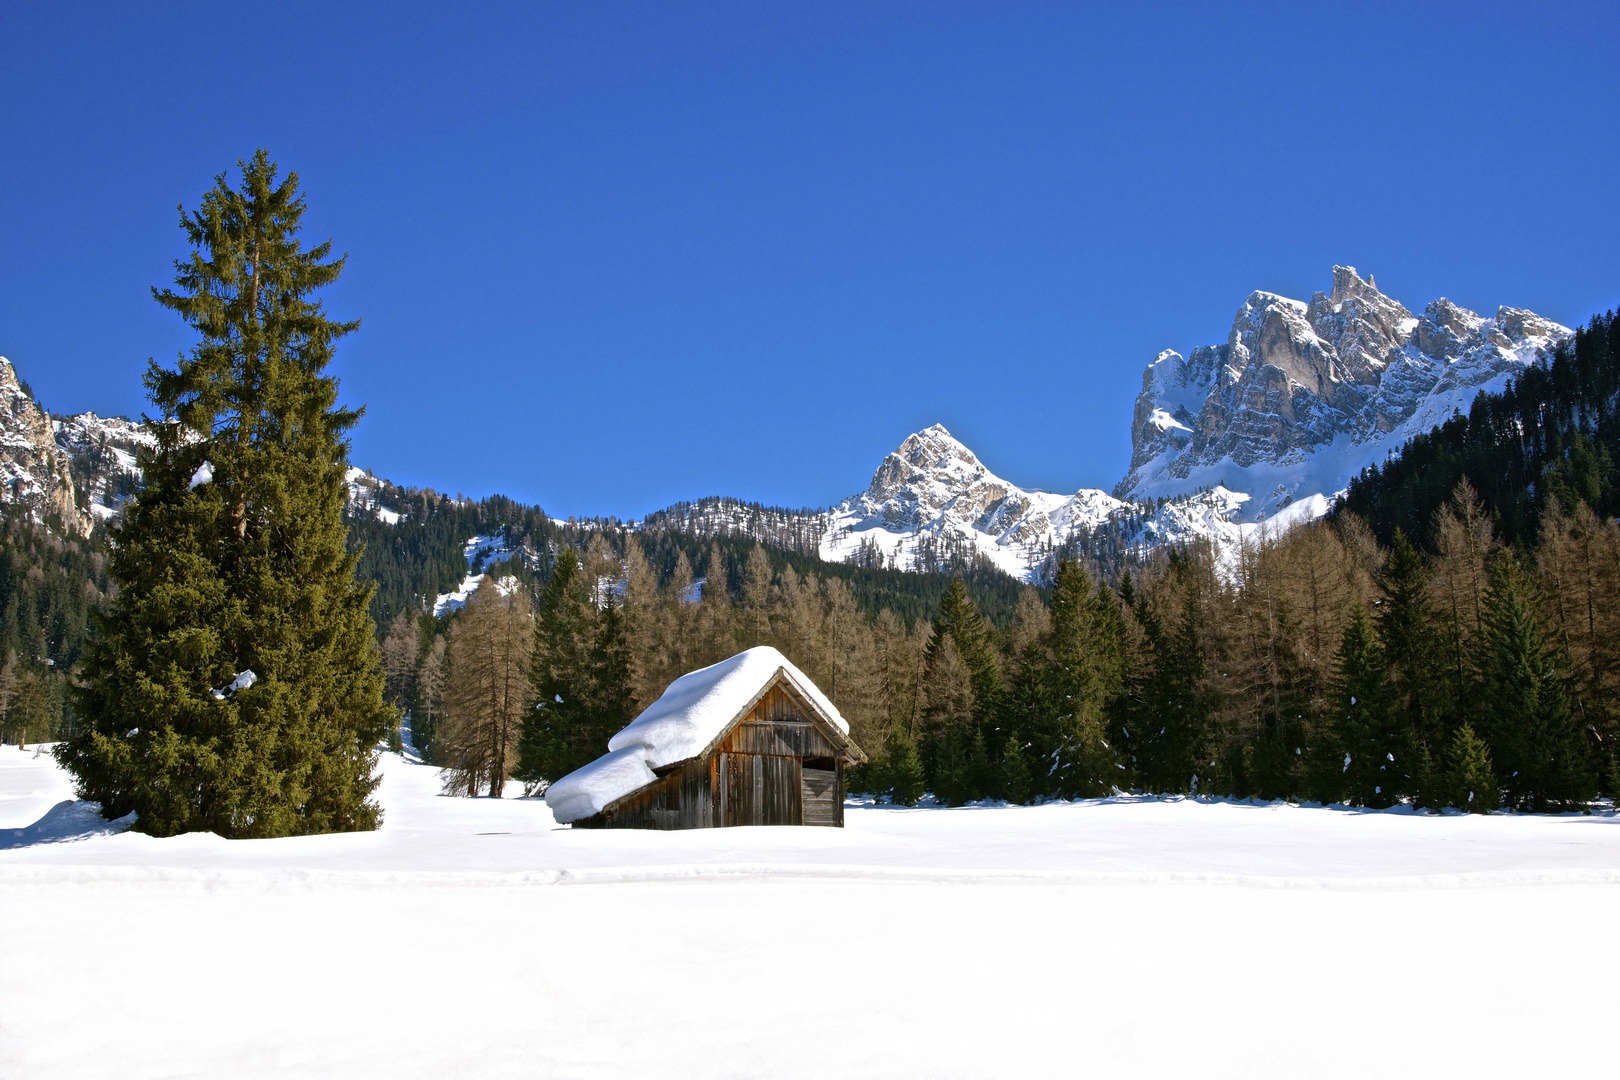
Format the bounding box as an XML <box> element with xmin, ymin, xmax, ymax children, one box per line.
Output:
<box><xmin>545</xmin><ymin>646</ymin><xmax>850</xmax><ymax>824</ymax></box>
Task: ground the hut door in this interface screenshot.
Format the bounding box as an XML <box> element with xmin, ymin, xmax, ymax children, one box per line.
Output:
<box><xmin>801</xmin><ymin>758</ymin><xmax>837</xmax><ymax>827</ymax></box>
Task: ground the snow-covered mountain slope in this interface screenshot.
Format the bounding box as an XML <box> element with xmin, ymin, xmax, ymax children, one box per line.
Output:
<box><xmin>432</xmin><ymin>533</ymin><xmax>531</xmax><ymax>616</ymax></box>
<box><xmin>1116</xmin><ymin>266</ymin><xmax>1570</xmax><ymax>519</ymax></box>
<box><xmin>638</xmin><ymin>497</ymin><xmax>830</xmax><ymax>557</ymax></box>
<box><xmin>820</xmin><ymin>425</ymin><xmax>1129</xmax><ymax>578</ymax></box>
<box><xmin>344</xmin><ymin>466</ymin><xmax>405</xmax><ymax>524</ymax></box>
<box><xmin>0</xmin><ymin>357</ymin><xmax>92</xmax><ymax>534</ymax></box>
<box><xmin>52</xmin><ymin>410</ymin><xmax>152</xmax><ymax>524</ymax></box>
<box><xmin>816</xmin><ymin>424</ymin><xmax>1293</xmax><ymax>581</ymax></box>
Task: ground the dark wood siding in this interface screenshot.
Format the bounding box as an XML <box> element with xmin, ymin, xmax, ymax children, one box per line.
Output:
<box><xmin>802</xmin><ymin>766</ymin><xmax>837</xmax><ymax>826</ymax></box>
<box><xmin>573</xmin><ymin>758</ymin><xmax>712</xmax><ymax>830</ymax></box>
<box><xmin>712</xmin><ymin>752</ymin><xmax>803</xmax><ymax>826</ymax></box>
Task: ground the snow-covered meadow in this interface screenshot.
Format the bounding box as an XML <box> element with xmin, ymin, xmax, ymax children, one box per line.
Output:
<box><xmin>2</xmin><ymin>743</ymin><xmax>1616</xmax><ymax>1077</ymax></box>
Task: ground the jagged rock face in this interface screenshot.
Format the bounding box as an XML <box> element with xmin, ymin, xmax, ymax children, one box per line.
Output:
<box><xmin>852</xmin><ymin>425</ymin><xmax>1028</xmax><ymax>534</ymax></box>
<box><xmin>1116</xmin><ymin>267</ymin><xmax>1570</xmax><ymax>518</ymax></box>
<box><xmin>817</xmin><ymin>424</ymin><xmax>1308</xmax><ymax>581</ymax></box>
<box><xmin>53</xmin><ymin>411</ymin><xmax>152</xmax><ymax>525</ymax></box>
<box><xmin>1</xmin><ymin>355</ymin><xmax>394</xmax><ymax>537</ymax></box>
<box><xmin>822</xmin><ymin>424</ymin><xmax>1134</xmax><ymax>579</ymax></box>
<box><xmin>0</xmin><ymin>357</ymin><xmax>91</xmax><ymax>535</ymax></box>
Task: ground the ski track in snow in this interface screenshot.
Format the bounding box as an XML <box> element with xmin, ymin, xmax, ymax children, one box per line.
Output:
<box><xmin>1</xmin><ymin>744</ymin><xmax>1615</xmax><ymax>1077</ymax></box>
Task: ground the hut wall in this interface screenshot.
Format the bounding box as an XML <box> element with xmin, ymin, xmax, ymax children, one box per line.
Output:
<box><xmin>571</xmin><ymin>758</ymin><xmax>711</xmax><ymax>830</ymax></box>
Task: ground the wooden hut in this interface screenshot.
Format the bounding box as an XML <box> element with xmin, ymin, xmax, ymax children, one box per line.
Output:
<box><xmin>545</xmin><ymin>647</ymin><xmax>866</xmax><ymax>829</ymax></box>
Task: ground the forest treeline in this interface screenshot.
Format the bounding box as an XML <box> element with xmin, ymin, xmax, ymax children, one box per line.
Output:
<box><xmin>347</xmin><ymin>486</ymin><xmax>1033</xmax><ymax>634</ymax></box>
<box><xmin>0</xmin><ymin>508</ymin><xmax>110</xmax><ymax>744</ymax></box>
<box><xmin>1339</xmin><ymin>308</ymin><xmax>1620</xmax><ymax>549</ymax></box>
<box><xmin>384</xmin><ymin>472</ymin><xmax>1619</xmax><ymax>813</ymax></box>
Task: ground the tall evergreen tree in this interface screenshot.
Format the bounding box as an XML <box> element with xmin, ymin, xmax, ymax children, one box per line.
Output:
<box><xmin>921</xmin><ymin>577</ymin><xmax>1000</xmax><ymax>801</ymax></box>
<box><xmin>1377</xmin><ymin>531</ymin><xmax>1448</xmax><ymax>751</ymax></box>
<box><xmin>884</xmin><ymin>724</ymin><xmax>925</xmax><ymax>806</ymax></box>
<box><xmin>585</xmin><ymin>591</ymin><xmax>636</xmax><ymax>753</ymax></box>
<box><xmin>920</xmin><ymin>635</ymin><xmax>979</xmax><ymax>804</ymax></box>
<box><xmin>58</xmin><ymin>151</ymin><xmax>391</xmax><ymax>837</ymax></box>
<box><xmin>1042</xmin><ymin>560</ymin><xmax>1122</xmax><ymax>797</ymax></box>
<box><xmin>1478</xmin><ymin>554</ymin><xmax>1591</xmax><ymax>811</ymax></box>
<box><xmin>1446</xmin><ymin>722</ymin><xmax>1499</xmax><ymax>814</ymax></box>
<box><xmin>996</xmin><ymin>733</ymin><xmax>1033</xmax><ymax>804</ymax></box>
<box><xmin>1129</xmin><ymin>589</ymin><xmax>1211</xmax><ymax>795</ymax></box>
<box><xmin>928</xmin><ymin>576</ymin><xmax>1000</xmax><ymax>701</ymax></box>
<box><xmin>1329</xmin><ymin>604</ymin><xmax>1404</xmax><ymax>808</ymax></box>
<box><xmin>517</xmin><ymin>547</ymin><xmax>594</xmax><ymax>788</ymax></box>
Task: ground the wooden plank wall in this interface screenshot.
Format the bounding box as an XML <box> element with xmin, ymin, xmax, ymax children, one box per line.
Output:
<box><xmin>713</xmin><ymin>751</ymin><xmax>801</xmax><ymax>826</ymax></box>
<box><xmin>801</xmin><ymin>766</ymin><xmax>837</xmax><ymax>826</ymax></box>
<box><xmin>573</xmin><ymin>758</ymin><xmax>712</xmax><ymax>830</ymax></box>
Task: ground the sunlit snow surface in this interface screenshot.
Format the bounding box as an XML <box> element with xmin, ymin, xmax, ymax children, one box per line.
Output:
<box><xmin>432</xmin><ymin>533</ymin><xmax>520</xmax><ymax>615</ymax></box>
<box><xmin>2</xmin><ymin>744</ymin><xmax>1615</xmax><ymax>1077</ymax></box>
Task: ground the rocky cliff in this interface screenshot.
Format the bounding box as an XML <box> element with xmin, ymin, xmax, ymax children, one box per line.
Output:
<box><xmin>0</xmin><ymin>357</ymin><xmax>155</xmax><ymax>533</ymax></box>
<box><xmin>818</xmin><ymin>424</ymin><xmax>1275</xmax><ymax>581</ymax></box>
<box><xmin>1115</xmin><ymin>267</ymin><xmax>1569</xmax><ymax>519</ymax></box>
<box><xmin>0</xmin><ymin>357</ymin><xmax>93</xmax><ymax>534</ymax></box>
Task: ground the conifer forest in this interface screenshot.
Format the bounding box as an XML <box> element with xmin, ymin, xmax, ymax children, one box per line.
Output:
<box><xmin>384</xmin><ymin>472</ymin><xmax>1620</xmax><ymax>815</ymax></box>
<box><xmin>361</xmin><ymin>306</ymin><xmax>1620</xmax><ymax>816</ymax></box>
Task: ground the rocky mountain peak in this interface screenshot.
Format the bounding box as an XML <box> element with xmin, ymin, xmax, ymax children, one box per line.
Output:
<box><xmin>0</xmin><ymin>357</ymin><xmax>91</xmax><ymax>535</ymax></box>
<box><xmin>856</xmin><ymin>424</ymin><xmax>1002</xmax><ymax>531</ymax></box>
<box><xmin>822</xmin><ymin>425</ymin><xmax>1139</xmax><ymax>580</ymax></box>
<box><xmin>1116</xmin><ymin>267</ymin><xmax>1570</xmax><ymax>520</ymax></box>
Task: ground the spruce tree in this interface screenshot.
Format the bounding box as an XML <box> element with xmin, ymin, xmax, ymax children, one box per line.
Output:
<box><xmin>921</xmin><ymin>577</ymin><xmax>1000</xmax><ymax>800</ymax></box>
<box><xmin>517</xmin><ymin>548</ymin><xmax>595</xmax><ymax>787</ymax></box>
<box><xmin>1447</xmin><ymin>722</ymin><xmax>1499</xmax><ymax>813</ymax></box>
<box><xmin>585</xmin><ymin>591</ymin><xmax>636</xmax><ymax>752</ymax></box>
<box><xmin>997</xmin><ymin>733</ymin><xmax>1033</xmax><ymax>804</ymax></box>
<box><xmin>1377</xmin><ymin>531</ymin><xmax>1449</xmax><ymax>762</ymax></box>
<box><xmin>1130</xmin><ymin>589</ymin><xmax>1210</xmax><ymax>796</ymax></box>
<box><xmin>57</xmin><ymin>151</ymin><xmax>391</xmax><ymax>837</ymax></box>
<box><xmin>884</xmin><ymin>724</ymin><xmax>925</xmax><ymax>806</ymax></box>
<box><xmin>1004</xmin><ymin>635</ymin><xmax>1062</xmax><ymax>799</ymax></box>
<box><xmin>920</xmin><ymin>635</ymin><xmax>978</xmax><ymax>803</ymax></box>
<box><xmin>1036</xmin><ymin>559</ymin><xmax>1119</xmax><ymax>797</ymax></box>
<box><xmin>1478</xmin><ymin>554</ymin><xmax>1592</xmax><ymax>811</ymax></box>
<box><xmin>1330</xmin><ymin>603</ymin><xmax>1404</xmax><ymax>808</ymax></box>
<box><xmin>928</xmin><ymin>576</ymin><xmax>1000</xmax><ymax>703</ymax></box>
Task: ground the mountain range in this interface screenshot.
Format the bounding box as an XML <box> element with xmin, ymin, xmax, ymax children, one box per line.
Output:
<box><xmin>1118</xmin><ymin>265</ymin><xmax>1569</xmax><ymax>518</ymax></box>
<box><xmin>0</xmin><ymin>266</ymin><xmax>1571</xmax><ymax>583</ymax></box>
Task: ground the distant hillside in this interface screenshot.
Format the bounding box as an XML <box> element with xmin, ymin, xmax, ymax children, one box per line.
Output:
<box><xmin>1336</xmin><ymin>306</ymin><xmax>1620</xmax><ymax>548</ymax></box>
<box><xmin>343</xmin><ymin>479</ymin><xmax>1033</xmax><ymax>633</ymax></box>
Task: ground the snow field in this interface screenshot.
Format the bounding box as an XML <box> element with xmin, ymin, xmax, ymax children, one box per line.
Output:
<box><xmin>2</xmin><ymin>745</ymin><xmax>1617</xmax><ymax>1077</ymax></box>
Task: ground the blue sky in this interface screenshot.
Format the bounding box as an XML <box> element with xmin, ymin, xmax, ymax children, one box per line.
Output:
<box><xmin>2</xmin><ymin>2</ymin><xmax>1615</xmax><ymax>516</ymax></box>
